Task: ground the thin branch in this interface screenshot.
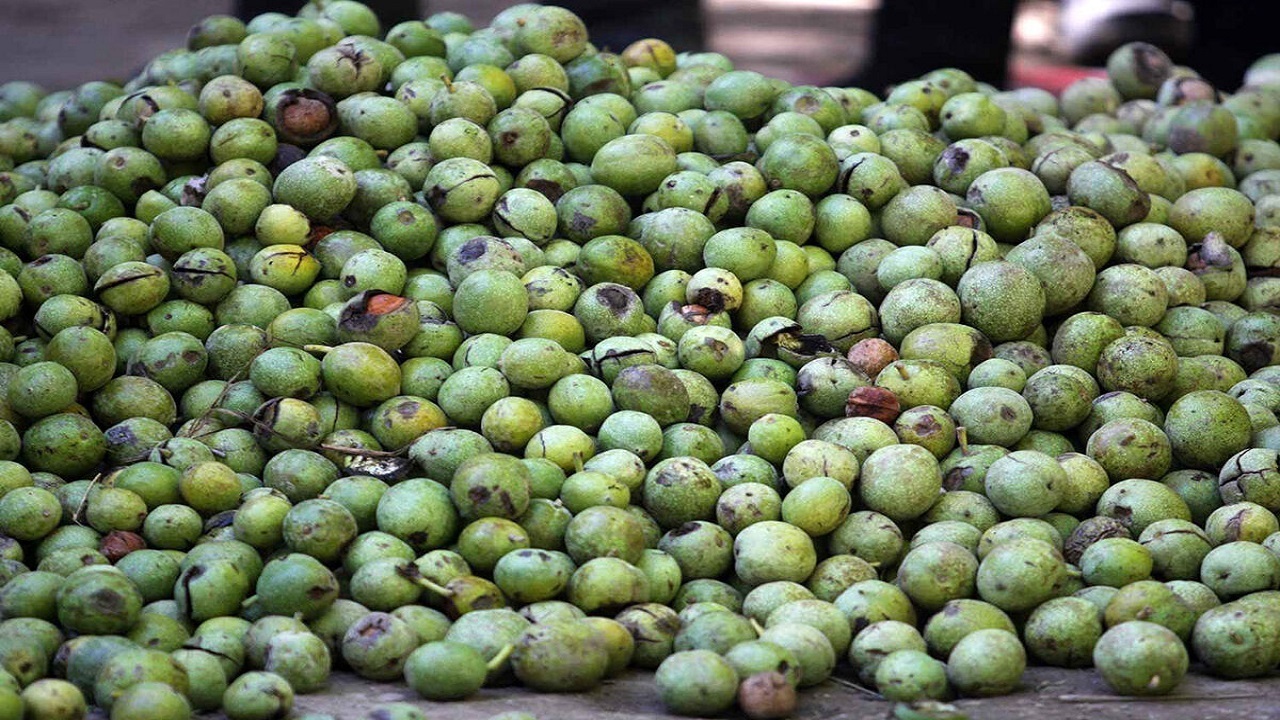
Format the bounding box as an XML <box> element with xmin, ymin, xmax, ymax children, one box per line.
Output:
<box><xmin>829</xmin><ymin>676</ymin><xmax>883</xmax><ymax>700</ymax></box>
<box><xmin>1056</xmin><ymin>692</ymin><xmax>1262</xmax><ymax>703</ymax></box>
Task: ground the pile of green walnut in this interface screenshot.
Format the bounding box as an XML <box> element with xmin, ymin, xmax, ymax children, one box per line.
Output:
<box><xmin>5</xmin><ymin>4</ymin><xmax>1280</xmax><ymax>719</ymax></box>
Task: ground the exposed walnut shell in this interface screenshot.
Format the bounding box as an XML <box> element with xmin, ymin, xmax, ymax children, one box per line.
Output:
<box><xmin>846</xmin><ymin>386</ymin><xmax>901</xmax><ymax>424</ymax></box>
<box><xmin>100</xmin><ymin>530</ymin><xmax>146</xmax><ymax>562</ymax></box>
<box><xmin>847</xmin><ymin>338</ymin><xmax>899</xmax><ymax>378</ymax></box>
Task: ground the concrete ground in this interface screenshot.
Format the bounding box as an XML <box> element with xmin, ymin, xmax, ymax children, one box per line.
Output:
<box><xmin>284</xmin><ymin>667</ymin><xmax>1280</xmax><ymax>720</ymax></box>
<box><xmin>0</xmin><ymin>0</ymin><xmax>234</xmax><ymax>89</ymax></box>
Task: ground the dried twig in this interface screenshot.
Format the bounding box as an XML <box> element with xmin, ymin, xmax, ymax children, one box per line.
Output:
<box><xmin>177</xmin><ymin>368</ymin><xmax>245</xmax><ymax>440</ymax></box>
<box><xmin>830</xmin><ymin>676</ymin><xmax>884</xmax><ymax>700</ymax></box>
<box><xmin>1056</xmin><ymin>693</ymin><xmax>1261</xmax><ymax>703</ymax></box>
<box><xmin>72</xmin><ymin>471</ymin><xmax>104</xmax><ymax>525</ymax></box>
<box><xmin>318</xmin><ymin>443</ymin><xmax>406</xmax><ymax>458</ymax></box>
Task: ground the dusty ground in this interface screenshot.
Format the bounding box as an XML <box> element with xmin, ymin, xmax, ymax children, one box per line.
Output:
<box><xmin>280</xmin><ymin>667</ymin><xmax>1280</xmax><ymax>720</ymax></box>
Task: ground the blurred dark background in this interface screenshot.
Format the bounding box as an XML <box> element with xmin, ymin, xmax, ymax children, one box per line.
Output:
<box><xmin>0</xmin><ymin>0</ymin><xmax>1266</xmax><ymax>92</ymax></box>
